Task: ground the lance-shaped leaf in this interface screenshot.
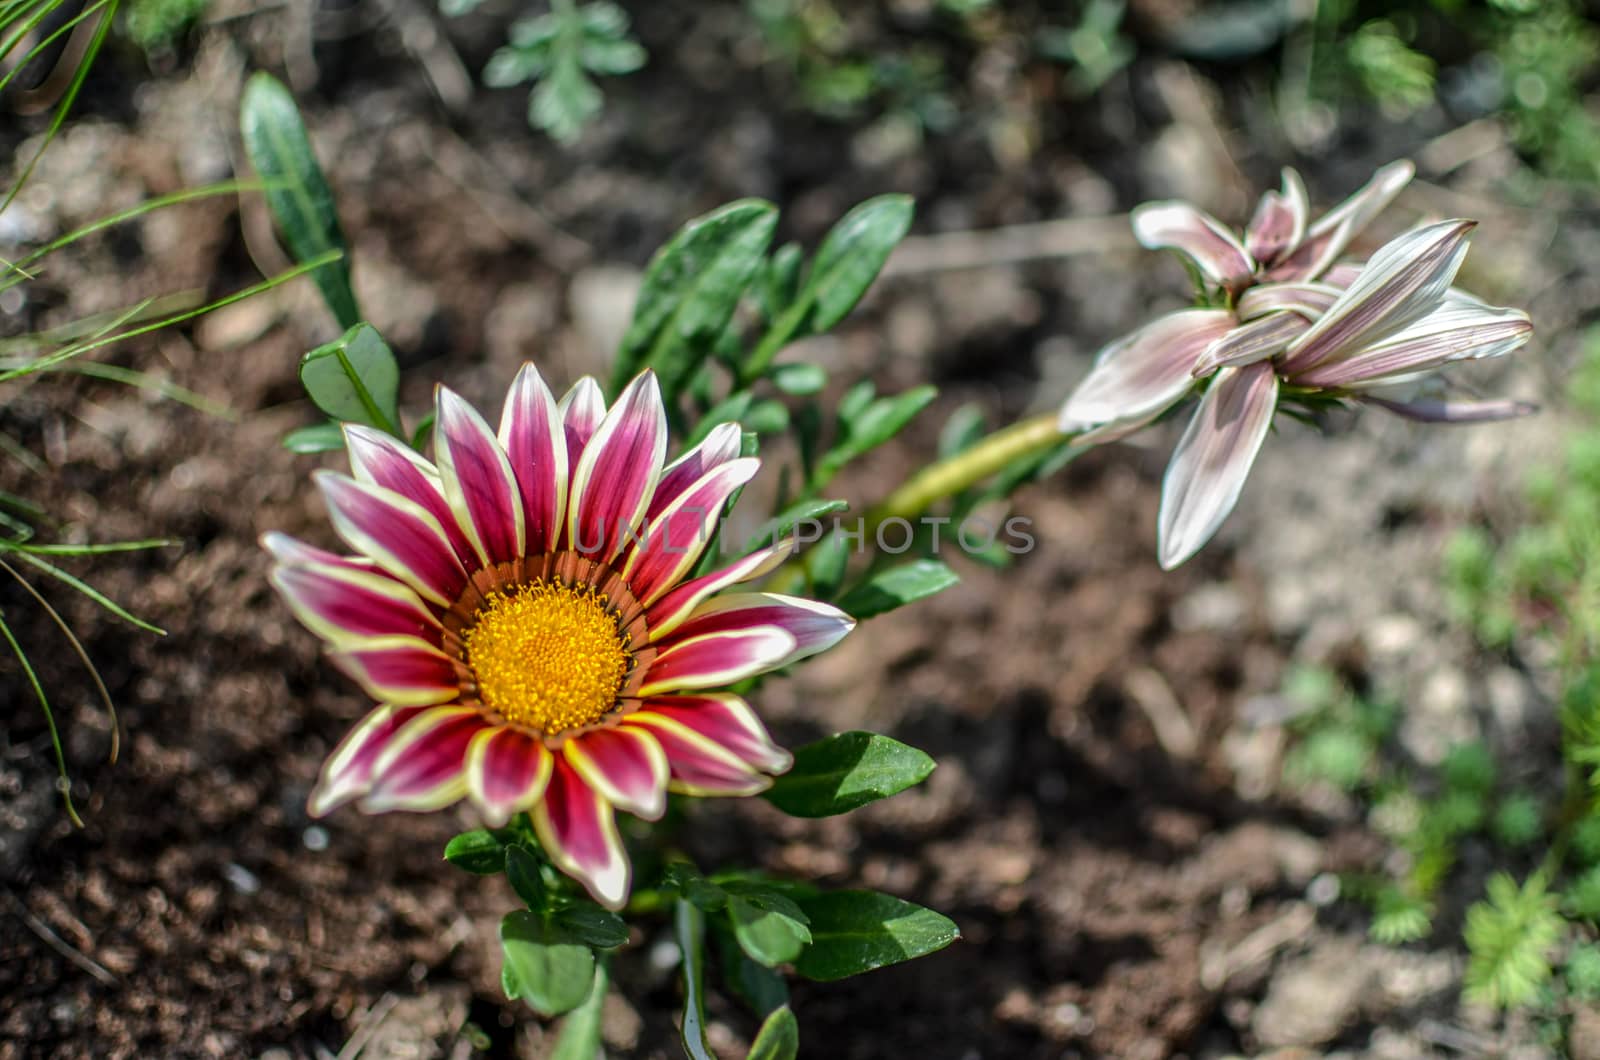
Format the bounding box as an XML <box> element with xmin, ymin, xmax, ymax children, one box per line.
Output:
<box><xmin>443</xmin><ymin>828</ymin><xmax>515</xmax><ymax>875</ymax></box>
<box><xmin>792</xmin><ymin>890</ymin><xmax>959</xmax><ymax>981</ymax></box>
<box><xmin>240</xmin><ymin>73</ymin><xmax>360</xmax><ymax>328</ymax></box>
<box><xmin>1059</xmin><ymin>309</ymin><xmax>1235</xmax><ymax>431</ymax></box>
<box><xmin>1132</xmin><ymin>201</ymin><xmax>1255</xmax><ymax>289</ymax></box>
<box><xmin>835</xmin><ymin>559</ymin><xmax>958</xmax><ymax>620</ymax></box>
<box><xmin>764</xmin><ymin>731</ymin><xmax>936</xmax><ymax>817</ymax></box>
<box><xmin>299</xmin><ymin>324</ymin><xmax>401</xmax><ymax>434</ymax></box>
<box><xmin>1157</xmin><ymin>363</ymin><xmax>1279</xmax><ymax>571</ymax></box>
<box><xmin>747</xmin><ymin>1006</ymin><xmax>799</xmax><ymax>1060</ymax></box>
<box><xmin>613</xmin><ymin>199</ymin><xmax>778</xmax><ymax>398</ymax></box>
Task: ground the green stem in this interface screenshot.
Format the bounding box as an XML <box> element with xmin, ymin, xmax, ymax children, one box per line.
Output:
<box><xmin>861</xmin><ymin>411</ymin><xmax>1070</xmax><ymax>531</ymax></box>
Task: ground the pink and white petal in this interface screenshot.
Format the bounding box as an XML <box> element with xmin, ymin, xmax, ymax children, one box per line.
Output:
<box><xmin>1131</xmin><ymin>202</ymin><xmax>1256</xmax><ymax>289</ymax></box>
<box><xmin>270</xmin><ymin>561</ymin><xmax>442</xmax><ymax>646</ymax></box>
<box><xmin>558</xmin><ymin>376</ymin><xmax>608</xmax><ymax>482</ymax></box>
<box><xmin>1362</xmin><ymin>395</ymin><xmax>1538</xmax><ymax>423</ymax></box>
<box><xmin>568</xmin><ymin>371</ymin><xmax>668</xmax><ymax>563</ymax></box>
<box><xmin>1271</xmin><ymin>159</ymin><xmax>1414</xmax><ymax>281</ymax></box>
<box><xmin>315</xmin><ymin>471</ymin><xmax>469</xmax><ymax>607</ymax></box>
<box><xmin>1191</xmin><ymin>312</ymin><xmax>1311</xmax><ymax>376</ymax></box>
<box><xmin>1278</xmin><ymin>220</ymin><xmax>1476</xmax><ymax>375</ymax></box>
<box><xmin>327</xmin><ymin>637</ymin><xmax>462</xmax><ymax>707</ymax></box>
<box><xmin>621</xmin><ymin>712</ymin><xmax>770</xmax><ymax>796</ymax></box>
<box><xmin>435</xmin><ymin>387</ymin><xmax>525</xmax><ymax>566</ymax></box>
<box><xmin>631</xmin><ymin>693</ymin><xmax>791</xmax><ymax>773</ymax></box>
<box><xmin>498</xmin><ymin>363</ymin><xmax>569</xmax><ymax>554</ymax></box>
<box><xmin>531</xmin><ymin>757</ymin><xmax>631</xmax><ymax>909</ymax></box>
<box><xmin>622</xmin><ymin>457</ymin><xmax>761</xmax><ymax>605</ymax></box>
<box><xmin>1058</xmin><ymin>309</ymin><xmax>1237</xmax><ymax>431</ymax></box>
<box><xmin>643</xmin><ymin>537</ymin><xmax>797</xmax><ymax>639</ymax></box>
<box><xmin>262</xmin><ymin>531</ymin><xmax>374</xmax><ymax>572</ymax></box>
<box><xmin>638</xmin><ymin>626</ymin><xmax>798</xmax><ymax>696</ymax></box>
<box><xmin>1244</xmin><ymin>169</ymin><xmax>1308</xmax><ymax>264</ymax></box>
<box><xmin>656</xmin><ymin>593</ymin><xmax>852</xmax><ymax>669</ymax></box>
<box><xmin>1294</xmin><ymin>302</ymin><xmax>1533</xmax><ymax>389</ymax></box>
<box><xmin>1157</xmin><ymin>363</ymin><xmax>1279</xmax><ymax>571</ymax></box>
<box><xmin>564</xmin><ymin>726</ymin><xmax>669</xmax><ymax>820</ymax></box>
<box><xmin>359</xmin><ymin>706</ymin><xmax>484</xmax><ymax>813</ymax></box>
<box><xmin>648</xmin><ymin>422</ymin><xmax>744</xmax><ymax>521</ymax></box>
<box><xmin>466</xmin><ymin>726</ymin><xmax>553</xmax><ymax>827</ymax></box>
<box><xmin>307</xmin><ymin>704</ymin><xmax>429</xmax><ymax>817</ymax></box>
<box><xmin>1236</xmin><ymin>282</ymin><xmax>1342</xmax><ymax>322</ymax></box>
<box><xmin>345</xmin><ymin>426</ymin><xmax>478</xmax><ymax>565</ymax></box>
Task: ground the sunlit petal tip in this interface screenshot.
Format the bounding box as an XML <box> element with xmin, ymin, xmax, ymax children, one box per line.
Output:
<box><xmin>622</xmin><ymin>711</ymin><xmax>770</xmax><ymax>797</ymax></box>
<box><xmin>662</xmin><ymin>593</ymin><xmax>854</xmax><ymax>668</ymax></box>
<box><xmin>1132</xmin><ymin>201</ymin><xmax>1256</xmax><ymax>287</ymax></box>
<box><xmin>623</xmin><ymin>456</ymin><xmax>763</xmax><ymax>604</ymax></box>
<box><xmin>360</xmin><ymin>706</ymin><xmax>482</xmax><ymax>813</ymax></box>
<box><xmin>1156</xmin><ymin>364</ymin><xmax>1279</xmax><ymax>571</ymax></box>
<box><xmin>262</xmin><ymin>531</ymin><xmax>362</xmax><ymax>570</ymax></box>
<box><xmin>635</xmin><ymin>694</ymin><xmax>792</xmax><ymax>774</ymax></box>
<box><xmin>434</xmin><ymin>386</ymin><xmax>526</xmax><ymax>566</ymax></box>
<box><xmin>466</xmin><ymin>727</ymin><xmax>553</xmax><ymax>827</ymax></box>
<box><xmin>1060</xmin><ymin>309</ymin><xmax>1236</xmax><ymax>429</ymax></box>
<box><xmin>639</xmin><ymin>625</ymin><xmax>799</xmax><ymax>696</ymax></box>
<box><xmin>644</xmin><ymin>537</ymin><xmax>801</xmax><ymax>638</ymax></box>
<box><xmin>306</xmin><ymin>704</ymin><xmax>428</xmax><ymax>817</ymax></box>
<box><xmin>564</xmin><ymin>726</ymin><xmax>670</xmax><ymax>821</ymax></box>
<box><xmin>314</xmin><ymin>470</ymin><xmax>468</xmax><ymax>606</ymax></box>
<box><xmin>269</xmin><ymin>562</ymin><xmax>441</xmax><ymax>646</ymax></box>
<box><xmin>532</xmin><ymin>759</ymin><xmax>631</xmax><ymax>909</ymax></box>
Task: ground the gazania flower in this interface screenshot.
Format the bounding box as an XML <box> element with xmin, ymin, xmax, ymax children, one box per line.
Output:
<box><xmin>1061</xmin><ymin>162</ymin><xmax>1534</xmax><ymax>570</ymax></box>
<box><xmin>266</xmin><ymin>367</ymin><xmax>853</xmax><ymax>908</ymax></box>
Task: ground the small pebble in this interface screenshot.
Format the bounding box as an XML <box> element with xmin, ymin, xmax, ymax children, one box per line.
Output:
<box><xmin>222</xmin><ymin>863</ymin><xmax>260</xmax><ymax>895</ymax></box>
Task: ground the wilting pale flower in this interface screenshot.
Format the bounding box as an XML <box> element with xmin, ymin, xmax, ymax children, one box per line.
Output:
<box><xmin>266</xmin><ymin>367</ymin><xmax>853</xmax><ymax>908</ymax></box>
<box><xmin>1061</xmin><ymin>162</ymin><xmax>1534</xmax><ymax>570</ymax></box>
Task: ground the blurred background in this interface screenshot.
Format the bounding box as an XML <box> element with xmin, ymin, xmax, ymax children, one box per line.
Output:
<box><xmin>2</xmin><ymin>1</ymin><xmax>1598</xmax><ymax>1057</ymax></box>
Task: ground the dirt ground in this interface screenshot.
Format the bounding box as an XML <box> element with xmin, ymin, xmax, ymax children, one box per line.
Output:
<box><xmin>0</xmin><ymin>4</ymin><xmax>1582</xmax><ymax>1059</ymax></box>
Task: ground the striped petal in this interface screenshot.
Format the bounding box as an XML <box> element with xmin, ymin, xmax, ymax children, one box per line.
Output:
<box><xmin>559</xmin><ymin>376</ymin><xmax>607</xmax><ymax>483</ymax></box>
<box><xmin>1158</xmin><ymin>363</ymin><xmax>1279</xmax><ymax>571</ymax></box>
<box><xmin>307</xmin><ymin>704</ymin><xmax>429</xmax><ymax>817</ymax></box>
<box><xmin>345</xmin><ymin>425</ymin><xmax>476</xmax><ymax>565</ymax></box>
<box><xmin>435</xmin><ymin>387</ymin><xmax>525</xmax><ymax>567</ymax></box>
<box><xmin>622</xmin><ymin>711</ymin><xmax>770</xmax><ymax>796</ymax></box>
<box><xmin>316</xmin><ymin>471</ymin><xmax>469</xmax><ymax>607</ymax></box>
<box><xmin>466</xmin><ymin>726</ymin><xmax>554</xmax><ymax>827</ymax></box>
<box><xmin>499</xmin><ymin>363</ymin><xmax>569</xmax><ymax>554</ymax></box>
<box><xmin>270</xmin><ymin>561</ymin><xmax>442</xmax><ymax>646</ymax></box>
<box><xmin>567</xmin><ymin>372</ymin><xmax>668</xmax><ymax>562</ymax></box>
<box><xmin>657</xmin><ymin>593</ymin><xmax>853</xmax><ymax>669</ymax></box>
<box><xmin>1363</xmin><ymin>395</ymin><xmax>1538</xmax><ymax>423</ymax></box>
<box><xmin>639</xmin><ymin>626</ymin><xmax>798</xmax><ymax>696</ymax></box>
<box><xmin>360</xmin><ymin>706</ymin><xmax>483</xmax><ymax>813</ymax></box>
<box><xmin>564</xmin><ymin>726</ymin><xmax>669</xmax><ymax>820</ymax></box>
<box><xmin>327</xmin><ymin>637</ymin><xmax>462</xmax><ymax>707</ymax></box>
<box><xmin>648</xmin><ymin>422</ymin><xmax>744</xmax><ymax>520</ymax></box>
<box><xmin>1292</xmin><ymin>301</ymin><xmax>1533</xmax><ymax>389</ymax></box>
<box><xmin>1192</xmin><ymin>312</ymin><xmax>1311</xmax><ymax>376</ymax></box>
<box><xmin>631</xmin><ymin>693</ymin><xmax>792</xmax><ymax>773</ymax></box>
<box><xmin>623</xmin><ymin>457</ymin><xmax>761</xmax><ymax>606</ymax></box>
<box><xmin>532</xmin><ymin>757</ymin><xmax>630</xmax><ymax>909</ymax></box>
<box><xmin>1269</xmin><ymin>159</ymin><xmax>1413</xmax><ymax>282</ymax></box>
<box><xmin>1279</xmin><ymin>220</ymin><xmax>1475</xmax><ymax>375</ymax></box>
<box><xmin>644</xmin><ymin>537</ymin><xmax>798</xmax><ymax>639</ymax></box>
<box><xmin>1059</xmin><ymin>309</ymin><xmax>1236</xmax><ymax>431</ymax></box>
<box><xmin>1245</xmin><ymin>168</ymin><xmax>1308</xmax><ymax>265</ymax></box>
<box><xmin>1236</xmin><ymin>282</ymin><xmax>1342</xmax><ymax>323</ymax></box>
<box><xmin>262</xmin><ymin>531</ymin><xmax>373</xmax><ymax>571</ymax></box>
<box><xmin>1132</xmin><ymin>202</ymin><xmax>1255</xmax><ymax>289</ymax></box>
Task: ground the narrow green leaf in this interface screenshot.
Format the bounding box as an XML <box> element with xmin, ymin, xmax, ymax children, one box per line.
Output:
<box><xmin>240</xmin><ymin>72</ymin><xmax>360</xmax><ymax>327</ymax></box>
<box><xmin>612</xmin><ymin>200</ymin><xmax>778</xmax><ymax>399</ymax></box>
<box><xmin>769</xmin><ymin>362</ymin><xmax>826</xmax><ymax>396</ymax></box>
<box><xmin>764</xmin><ymin>731</ymin><xmax>936</xmax><ymax>818</ymax></box>
<box><xmin>675</xmin><ymin>900</ymin><xmax>716</xmax><ymax>1060</ymax></box>
<box><xmin>746</xmin><ymin>1006</ymin><xmax>799</xmax><ymax>1060</ymax></box>
<box><xmin>746</xmin><ymin>498</ymin><xmax>849</xmax><ymax>554</ymax></box>
<box><xmin>817</xmin><ymin>386</ymin><xmax>938</xmax><ymax>485</ymax></box>
<box><xmin>556</xmin><ymin>905</ymin><xmax>629</xmax><ymax>949</ymax></box>
<box><xmin>500</xmin><ymin>910</ymin><xmax>597</xmax><ymax>1017</ymax></box>
<box><xmin>801</xmin><ymin>194</ymin><xmax>914</xmax><ymax>332</ymax></box>
<box><xmin>726</xmin><ymin>888</ymin><xmax>811</xmax><ymax>968</ymax></box>
<box><xmin>757</xmin><ymin>242</ymin><xmax>803</xmax><ymax>321</ymax></box>
<box><xmin>744</xmin><ymin>399</ymin><xmax>790</xmax><ymax>435</ymax></box>
<box><xmin>550</xmin><ymin>962</ymin><xmax>608</xmax><ymax>1060</ymax></box>
<box><xmin>282</xmin><ymin>422</ymin><xmax>346</xmax><ymax>454</ymax></box>
<box><xmin>299</xmin><ymin>324</ymin><xmax>401</xmax><ymax>434</ymax></box>
<box><xmin>836</xmin><ymin>559</ymin><xmax>959</xmax><ymax>620</ymax></box>
<box><xmin>792</xmin><ymin>890</ymin><xmax>959</xmax><ymax>982</ymax></box>
<box><xmin>443</xmin><ymin>829</ymin><xmax>510</xmax><ymax>875</ymax></box>
<box><xmin>506</xmin><ymin>845</ymin><xmax>547</xmax><ymax>908</ymax></box>
<box><xmin>501</xmin><ymin>961</ymin><xmax>519</xmax><ymax>1000</ymax></box>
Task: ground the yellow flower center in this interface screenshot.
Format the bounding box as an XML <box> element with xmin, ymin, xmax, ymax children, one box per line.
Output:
<box><xmin>462</xmin><ymin>580</ymin><xmax>633</xmax><ymax>735</ymax></box>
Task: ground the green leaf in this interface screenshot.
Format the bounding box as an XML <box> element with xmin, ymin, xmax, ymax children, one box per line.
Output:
<box><xmin>745</xmin><ymin>399</ymin><xmax>790</xmax><ymax>435</ymax></box>
<box><xmin>531</xmin><ymin>55</ymin><xmax>602</xmax><ymax>144</ymax></box>
<box><xmin>757</xmin><ymin>243</ymin><xmax>804</xmax><ymax>321</ymax></box>
<box><xmin>675</xmin><ymin>900</ymin><xmax>716</xmax><ymax>1060</ymax></box>
<box><xmin>282</xmin><ymin>421</ymin><xmax>345</xmax><ymax>454</ymax></box>
<box><xmin>835</xmin><ymin>559</ymin><xmax>959</xmax><ymax>620</ymax></box>
<box><xmin>747</xmin><ymin>498</ymin><xmax>849</xmax><ymax>554</ymax></box>
<box><xmin>299</xmin><ymin>323</ymin><xmax>401</xmax><ymax>433</ymax></box>
<box><xmin>725</xmin><ymin>886</ymin><xmax>811</xmax><ymax>967</ymax></box>
<box><xmin>613</xmin><ymin>200</ymin><xmax>778</xmax><ymax>398</ymax></box>
<box><xmin>746</xmin><ymin>1006</ymin><xmax>799</xmax><ymax>1060</ymax></box>
<box><xmin>764</xmin><ymin>731</ymin><xmax>936</xmax><ymax>818</ymax></box>
<box><xmin>550</xmin><ymin>963</ymin><xmax>608</xmax><ymax>1060</ymax></box>
<box><xmin>813</xmin><ymin>386</ymin><xmax>938</xmax><ymax>488</ymax></box>
<box><xmin>769</xmin><ymin>362</ymin><xmax>826</xmax><ymax>396</ymax></box>
<box><xmin>793</xmin><ymin>890</ymin><xmax>959</xmax><ymax>981</ymax></box>
<box><xmin>555</xmin><ymin>905</ymin><xmax>629</xmax><ymax>949</ymax></box>
<box><xmin>443</xmin><ymin>829</ymin><xmax>510</xmax><ymax>875</ymax></box>
<box><xmin>239</xmin><ymin>73</ymin><xmax>359</xmax><ymax>328</ymax></box>
<box><xmin>801</xmin><ymin>195</ymin><xmax>914</xmax><ymax>333</ymax></box>
<box><xmin>500</xmin><ymin>910</ymin><xmax>597</xmax><ymax>1017</ymax></box>
<box><xmin>664</xmin><ymin>861</ymin><xmax>728</xmax><ymax>912</ymax></box>
<box><xmin>685</xmin><ymin>392</ymin><xmax>753</xmax><ymax>446</ymax></box>
<box><xmin>506</xmin><ymin>845</ymin><xmax>547</xmax><ymax>908</ymax></box>
<box><xmin>713</xmin><ymin>921</ymin><xmax>789</xmax><ymax>1017</ymax></box>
